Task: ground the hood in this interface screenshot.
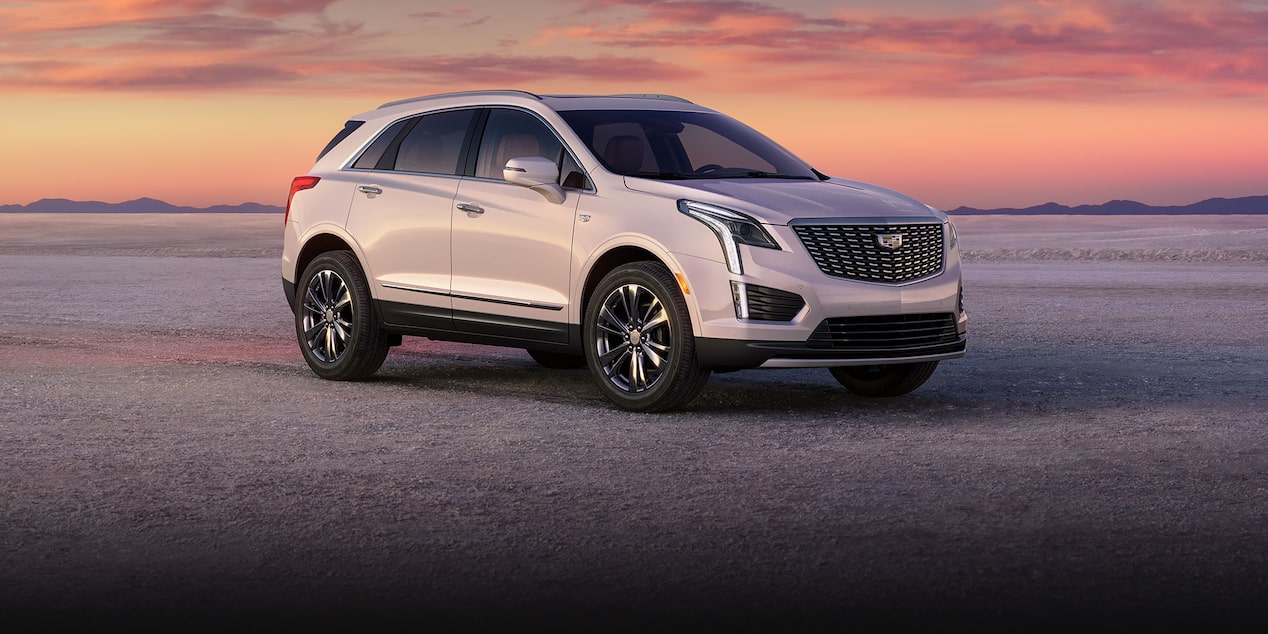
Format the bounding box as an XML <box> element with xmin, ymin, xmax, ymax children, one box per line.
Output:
<box><xmin>622</xmin><ymin>176</ymin><xmax>945</xmax><ymax>226</ymax></box>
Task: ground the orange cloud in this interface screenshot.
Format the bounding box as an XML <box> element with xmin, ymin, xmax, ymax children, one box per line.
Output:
<box><xmin>0</xmin><ymin>0</ymin><xmax>704</xmax><ymax>94</ymax></box>
<box><xmin>4</xmin><ymin>0</ymin><xmax>1265</xmax><ymax>100</ymax></box>
<box><xmin>544</xmin><ymin>0</ymin><xmax>1268</xmax><ymax>99</ymax></box>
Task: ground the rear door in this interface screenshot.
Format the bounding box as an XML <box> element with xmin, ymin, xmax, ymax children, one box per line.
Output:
<box><xmin>344</xmin><ymin>108</ymin><xmax>478</xmax><ymax>329</ymax></box>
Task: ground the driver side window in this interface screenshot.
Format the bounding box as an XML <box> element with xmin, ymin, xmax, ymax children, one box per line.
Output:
<box><xmin>475</xmin><ymin>109</ymin><xmax>563</xmax><ymax>180</ymax></box>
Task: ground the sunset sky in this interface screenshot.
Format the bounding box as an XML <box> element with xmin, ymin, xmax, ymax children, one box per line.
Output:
<box><xmin>2</xmin><ymin>0</ymin><xmax>1266</xmax><ymax>210</ymax></box>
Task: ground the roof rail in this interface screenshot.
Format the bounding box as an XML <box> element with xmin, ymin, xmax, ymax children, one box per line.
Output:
<box><xmin>608</xmin><ymin>93</ymin><xmax>694</xmax><ymax>104</ymax></box>
<box><xmin>377</xmin><ymin>89</ymin><xmax>543</xmax><ymax>109</ymax></box>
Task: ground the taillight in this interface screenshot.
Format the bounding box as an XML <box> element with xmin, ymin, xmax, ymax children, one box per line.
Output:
<box><xmin>285</xmin><ymin>176</ymin><xmax>321</xmax><ymax>223</ymax></box>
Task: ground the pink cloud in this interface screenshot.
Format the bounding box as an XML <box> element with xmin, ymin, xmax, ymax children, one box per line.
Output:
<box><xmin>0</xmin><ymin>0</ymin><xmax>702</xmax><ymax>93</ymax></box>
<box><xmin>78</xmin><ymin>63</ymin><xmax>303</xmax><ymax>88</ymax></box>
<box><xmin>547</xmin><ymin>0</ymin><xmax>1268</xmax><ymax>99</ymax></box>
<box><xmin>376</xmin><ymin>54</ymin><xmax>700</xmax><ymax>84</ymax></box>
<box><xmin>2</xmin><ymin>0</ymin><xmax>1264</xmax><ymax>99</ymax></box>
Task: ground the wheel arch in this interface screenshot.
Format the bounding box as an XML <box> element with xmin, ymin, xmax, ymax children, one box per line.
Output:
<box><xmin>578</xmin><ymin>243</ymin><xmax>701</xmax><ymax>337</ymax></box>
<box><xmin>295</xmin><ymin>230</ymin><xmax>358</xmax><ymax>291</ymax></box>
<box><xmin>580</xmin><ymin>246</ymin><xmax>656</xmax><ymax>322</ymax></box>
<box><xmin>285</xmin><ymin>223</ymin><xmax>371</xmax><ymax>309</ymax></box>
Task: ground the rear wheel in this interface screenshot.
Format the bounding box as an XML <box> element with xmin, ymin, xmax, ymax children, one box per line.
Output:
<box><xmin>584</xmin><ymin>262</ymin><xmax>710</xmax><ymax>412</ymax></box>
<box><xmin>294</xmin><ymin>251</ymin><xmax>390</xmax><ymax>380</ymax></box>
<box><xmin>830</xmin><ymin>361</ymin><xmax>939</xmax><ymax>397</ymax></box>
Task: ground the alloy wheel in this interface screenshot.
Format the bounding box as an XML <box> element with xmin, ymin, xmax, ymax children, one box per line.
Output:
<box><xmin>301</xmin><ymin>269</ymin><xmax>353</xmax><ymax>363</ymax></box>
<box><xmin>593</xmin><ymin>282</ymin><xmax>673</xmax><ymax>393</ymax></box>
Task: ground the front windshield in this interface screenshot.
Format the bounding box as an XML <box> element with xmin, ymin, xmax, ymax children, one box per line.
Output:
<box><xmin>558</xmin><ymin>109</ymin><xmax>819</xmax><ymax>180</ymax></box>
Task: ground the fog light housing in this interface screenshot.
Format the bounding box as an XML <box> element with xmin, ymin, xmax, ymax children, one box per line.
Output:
<box><xmin>731</xmin><ymin>281</ymin><xmax>750</xmax><ymax>319</ymax></box>
<box><xmin>730</xmin><ymin>281</ymin><xmax>806</xmax><ymax>321</ymax></box>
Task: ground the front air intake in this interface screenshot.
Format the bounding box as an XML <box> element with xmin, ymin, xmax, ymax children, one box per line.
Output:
<box><xmin>806</xmin><ymin>313</ymin><xmax>961</xmax><ymax>352</ymax></box>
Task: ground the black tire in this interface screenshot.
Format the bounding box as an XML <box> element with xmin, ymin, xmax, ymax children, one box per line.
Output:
<box><xmin>527</xmin><ymin>349</ymin><xmax>586</xmax><ymax>369</ymax></box>
<box><xmin>584</xmin><ymin>262</ymin><xmax>710</xmax><ymax>412</ymax></box>
<box><xmin>830</xmin><ymin>361</ymin><xmax>939</xmax><ymax>397</ymax></box>
<box><xmin>294</xmin><ymin>251</ymin><xmax>390</xmax><ymax>380</ymax></box>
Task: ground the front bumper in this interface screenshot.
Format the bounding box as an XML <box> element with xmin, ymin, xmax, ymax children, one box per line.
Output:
<box><xmin>697</xmin><ymin>334</ymin><xmax>966</xmax><ymax>370</ymax></box>
<box><xmin>675</xmin><ymin>245</ymin><xmax>966</xmax><ymax>342</ymax></box>
<box><xmin>673</xmin><ymin>221</ymin><xmax>967</xmax><ymax>369</ymax></box>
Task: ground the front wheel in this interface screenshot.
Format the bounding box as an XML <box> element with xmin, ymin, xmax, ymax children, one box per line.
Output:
<box><xmin>830</xmin><ymin>361</ymin><xmax>939</xmax><ymax>397</ymax></box>
<box><xmin>294</xmin><ymin>251</ymin><xmax>390</xmax><ymax>380</ymax></box>
<box><xmin>584</xmin><ymin>262</ymin><xmax>710</xmax><ymax>412</ymax></box>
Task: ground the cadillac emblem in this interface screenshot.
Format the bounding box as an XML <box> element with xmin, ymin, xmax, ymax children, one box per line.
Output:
<box><xmin>877</xmin><ymin>233</ymin><xmax>904</xmax><ymax>250</ymax></box>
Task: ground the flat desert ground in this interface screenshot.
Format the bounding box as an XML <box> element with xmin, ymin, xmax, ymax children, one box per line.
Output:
<box><xmin>1</xmin><ymin>213</ymin><xmax>1265</xmax><ymax>631</ymax></box>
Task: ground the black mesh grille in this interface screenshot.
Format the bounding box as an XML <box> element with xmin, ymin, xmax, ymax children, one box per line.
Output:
<box><xmin>743</xmin><ymin>284</ymin><xmax>805</xmax><ymax>321</ymax></box>
<box><xmin>807</xmin><ymin>313</ymin><xmax>960</xmax><ymax>351</ymax></box>
<box><xmin>793</xmin><ymin>223</ymin><xmax>944</xmax><ymax>283</ymax></box>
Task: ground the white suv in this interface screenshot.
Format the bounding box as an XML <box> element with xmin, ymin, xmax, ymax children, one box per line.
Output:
<box><xmin>282</xmin><ymin>90</ymin><xmax>966</xmax><ymax>411</ymax></box>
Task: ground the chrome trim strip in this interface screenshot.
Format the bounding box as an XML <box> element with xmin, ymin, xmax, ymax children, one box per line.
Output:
<box><xmin>816</xmin><ymin>269</ymin><xmax>945</xmax><ymax>288</ymax></box>
<box><xmin>757</xmin><ymin>350</ymin><xmax>965</xmax><ymax>369</ymax></box>
<box><xmin>788</xmin><ymin>217</ymin><xmax>942</xmax><ymax>226</ymax></box>
<box><xmin>382</xmin><ymin>283</ymin><xmax>448</xmax><ymax>297</ymax></box>
<box><xmin>381</xmin><ymin>283</ymin><xmax>564</xmax><ymax>311</ymax></box>
<box><xmin>454</xmin><ymin>292</ymin><xmax>564</xmax><ymax>311</ymax></box>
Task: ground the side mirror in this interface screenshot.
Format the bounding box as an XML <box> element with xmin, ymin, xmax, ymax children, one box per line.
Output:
<box><xmin>503</xmin><ymin>156</ymin><xmax>566</xmax><ymax>204</ymax></box>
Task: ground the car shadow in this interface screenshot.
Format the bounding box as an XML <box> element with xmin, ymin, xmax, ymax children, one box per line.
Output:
<box><xmin>295</xmin><ymin>340</ymin><xmax>1257</xmax><ymax>420</ymax></box>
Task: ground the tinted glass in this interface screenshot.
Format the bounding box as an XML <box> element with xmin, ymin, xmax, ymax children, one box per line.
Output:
<box><xmin>558</xmin><ymin>110</ymin><xmax>816</xmax><ymax>180</ymax></box>
<box><xmin>561</xmin><ymin>152</ymin><xmax>591</xmax><ymax>190</ymax></box>
<box><xmin>316</xmin><ymin>120</ymin><xmax>364</xmax><ymax>161</ymax></box>
<box><xmin>474</xmin><ymin>109</ymin><xmax>564</xmax><ymax>180</ymax></box>
<box><xmin>351</xmin><ymin>118</ymin><xmax>410</xmax><ymax>170</ymax></box>
<box><xmin>393</xmin><ymin>109</ymin><xmax>476</xmax><ymax>175</ymax></box>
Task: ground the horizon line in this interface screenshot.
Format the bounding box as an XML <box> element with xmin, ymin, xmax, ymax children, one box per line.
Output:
<box><xmin>4</xmin><ymin>193</ymin><xmax>1268</xmax><ymax>213</ymax></box>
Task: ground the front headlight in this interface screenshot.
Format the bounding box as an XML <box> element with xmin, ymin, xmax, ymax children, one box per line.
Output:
<box><xmin>678</xmin><ymin>200</ymin><xmax>779</xmax><ymax>275</ymax></box>
<box><xmin>945</xmin><ymin>219</ymin><xmax>958</xmax><ymax>249</ymax></box>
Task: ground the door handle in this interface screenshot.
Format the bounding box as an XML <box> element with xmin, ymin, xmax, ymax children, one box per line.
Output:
<box><xmin>357</xmin><ymin>185</ymin><xmax>382</xmax><ymax>196</ymax></box>
<box><xmin>456</xmin><ymin>203</ymin><xmax>484</xmax><ymax>215</ymax></box>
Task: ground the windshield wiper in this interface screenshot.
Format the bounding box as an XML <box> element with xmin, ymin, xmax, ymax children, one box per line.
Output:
<box><xmin>718</xmin><ymin>171</ymin><xmax>816</xmax><ymax>180</ymax></box>
<box><xmin>626</xmin><ymin>171</ymin><xmax>815</xmax><ymax>180</ymax></box>
<box><xmin>627</xmin><ymin>171</ymin><xmax>692</xmax><ymax>180</ymax></box>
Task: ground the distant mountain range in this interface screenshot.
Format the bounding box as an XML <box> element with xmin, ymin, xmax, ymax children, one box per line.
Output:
<box><xmin>949</xmin><ymin>195</ymin><xmax>1268</xmax><ymax>215</ymax></box>
<box><xmin>3</xmin><ymin>194</ymin><xmax>1266</xmax><ymax>215</ymax></box>
<box><xmin>0</xmin><ymin>197</ymin><xmax>282</xmax><ymax>214</ymax></box>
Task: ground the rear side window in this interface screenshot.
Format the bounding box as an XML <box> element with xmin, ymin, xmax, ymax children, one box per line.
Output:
<box><xmin>393</xmin><ymin>110</ymin><xmax>476</xmax><ymax>175</ymax></box>
<box><xmin>350</xmin><ymin>110</ymin><xmax>476</xmax><ymax>174</ymax></box>
<box><xmin>352</xmin><ymin>118</ymin><xmax>411</xmax><ymax>170</ymax></box>
<box><xmin>316</xmin><ymin>120</ymin><xmax>364</xmax><ymax>161</ymax></box>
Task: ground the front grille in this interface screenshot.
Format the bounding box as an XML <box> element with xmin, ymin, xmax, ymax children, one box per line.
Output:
<box><xmin>807</xmin><ymin>313</ymin><xmax>960</xmax><ymax>351</ymax></box>
<box><xmin>743</xmin><ymin>284</ymin><xmax>805</xmax><ymax>321</ymax></box>
<box><xmin>793</xmin><ymin>223</ymin><xmax>944</xmax><ymax>283</ymax></box>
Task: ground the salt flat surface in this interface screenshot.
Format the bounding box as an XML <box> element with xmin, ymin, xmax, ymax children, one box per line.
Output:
<box><xmin>0</xmin><ymin>212</ymin><xmax>282</xmax><ymax>256</ymax></box>
<box><xmin>954</xmin><ymin>214</ymin><xmax>1268</xmax><ymax>261</ymax></box>
<box><xmin>3</xmin><ymin>213</ymin><xmax>1267</xmax><ymax>260</ymax></box>
<box><xmin>1</xmin><ymin>213</ymin><xmax>1265</xmax><ymax>630</ymax></box>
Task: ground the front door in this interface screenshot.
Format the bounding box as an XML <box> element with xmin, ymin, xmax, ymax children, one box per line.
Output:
<box><xmin>449</xmin><ymin>109</ymin><xmax>580</xmax><ymax>343</ymax></box>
